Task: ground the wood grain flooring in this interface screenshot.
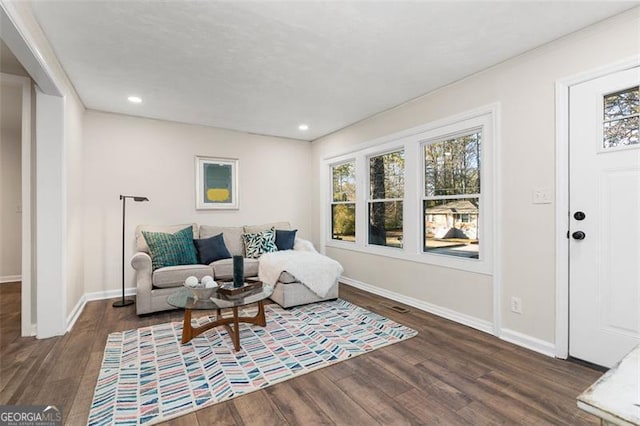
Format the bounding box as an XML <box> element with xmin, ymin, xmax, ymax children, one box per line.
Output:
<box><xmin>0</xmin><ymin>281</ymin><xmax>603</xmax><ymax>425</ymax></box>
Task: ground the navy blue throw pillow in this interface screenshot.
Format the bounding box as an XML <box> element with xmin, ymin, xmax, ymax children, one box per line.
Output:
<box><xmin>275</xmin><ymin>229</ymin><xmax>297</xmax><ymax>251</ymax></box>
<box><xmin>194</xmin><ymin>233</ymin><xmax>232</xmax><ymax>264</ymax></box>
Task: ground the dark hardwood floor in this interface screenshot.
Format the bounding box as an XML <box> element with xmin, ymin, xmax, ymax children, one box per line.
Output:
<box><xmin>1</xmin><ymin>282</ymin><xmax>603</xmax><ymax>425</ymax></box>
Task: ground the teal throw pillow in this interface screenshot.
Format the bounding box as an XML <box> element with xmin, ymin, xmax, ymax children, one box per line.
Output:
<box><xmin>142</xmin><ymin>227</ymin><xmax>198</xmax><ymax>270</ymax></box>
<box><xmin>242</xmin><ymin>228</ymin><xmax>278</xmax><ymax>259</ymax></box>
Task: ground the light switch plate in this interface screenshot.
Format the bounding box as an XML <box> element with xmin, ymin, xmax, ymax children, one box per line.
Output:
<box><xmin>532</xmin><ymin>188</ymin><xmax>552</xmax><ymax>204</ymax></box>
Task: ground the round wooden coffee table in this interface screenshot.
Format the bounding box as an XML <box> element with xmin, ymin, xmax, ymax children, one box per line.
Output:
<box><xmin>167</xmin><ymin>284</ymin><xmax>273</xmax><ymax>351</ymax></box>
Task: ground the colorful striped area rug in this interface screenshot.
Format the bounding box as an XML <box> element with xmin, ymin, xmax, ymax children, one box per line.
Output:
<box><xmin>88</xmin><ymin>299</ymin><xmax>417</xmax><ymax>425</ymax></box>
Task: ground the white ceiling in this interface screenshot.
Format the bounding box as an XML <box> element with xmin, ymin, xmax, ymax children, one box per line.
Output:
<box><xmin>30</xmin><ymin>1</ymin><xmax>637</xmax><ymax>141</ymax></box>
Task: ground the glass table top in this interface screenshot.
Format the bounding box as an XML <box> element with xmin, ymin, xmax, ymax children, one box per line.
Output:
<box><xmin>167</xmin><ymin>284</ymin><xmax>274</xmax><ymax>310</ymax></box>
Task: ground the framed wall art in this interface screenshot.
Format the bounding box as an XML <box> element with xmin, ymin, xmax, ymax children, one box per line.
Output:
<box><xmin>195</xmin><ymin>156</ymin><xmax>239</xmax><ymax>210</ymax></box>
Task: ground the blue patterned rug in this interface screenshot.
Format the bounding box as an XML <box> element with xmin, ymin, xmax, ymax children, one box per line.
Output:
<box><xmin>88</xmin><ymin>299</ymin><xmax>417</xmax><ymax>425</ymax></box>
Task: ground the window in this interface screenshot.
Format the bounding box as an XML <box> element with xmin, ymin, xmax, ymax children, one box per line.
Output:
<box><xmin>324</xmin><ymin>107</ymin><xmax>494</xmax><ymax>274</ymax></box>
<box><xmin>331</xmin><ymin>161</ymin><xmax>356</xmax><ymax>242</ymax></box>
<box><xmin>603</xmin><ymin>86</ymin><xmax>639</xmax><ymax>148</ymax></box>
<box><xmin>368</xmin><ymin>150</ymin><xmax>404</xmax><ymax>248</ymax></box>
<box><xmin>423</xmin><ymin>131</ymin><xmax>481</xmax><ymax>259</ymax></box>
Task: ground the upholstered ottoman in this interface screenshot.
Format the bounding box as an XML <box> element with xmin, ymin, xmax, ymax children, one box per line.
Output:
<box><xmin>270</xmin><ymin>272</ymin><xmax>339</xmax><ymax>308</ymax></box>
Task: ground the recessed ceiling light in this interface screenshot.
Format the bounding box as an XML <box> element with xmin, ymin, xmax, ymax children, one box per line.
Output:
<box><xmin>128</xmin><ymin>96</ymin><xmax>142</xmax><ymax>103</ymax></box>
<box><xmin>298</xmin><ymin>124</ymin><xmax>309</xmax><ymax>131</ymax></box>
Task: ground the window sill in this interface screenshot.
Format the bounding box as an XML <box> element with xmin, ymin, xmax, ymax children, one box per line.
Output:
<box><xmin>324</xmin><ymin>240</ymin><xmax>492</xmax><ymax>275</ymax></box>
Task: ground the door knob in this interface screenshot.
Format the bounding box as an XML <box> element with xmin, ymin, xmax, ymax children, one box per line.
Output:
<box><xmin>572</xmin><ymin>231</ymin><xmax>586</xmax><ymax>240</ymax></box>
<box><xmin>574</xmin><ymin>211</ymin><xmax>586</xmax><ymax>221</ymax></box>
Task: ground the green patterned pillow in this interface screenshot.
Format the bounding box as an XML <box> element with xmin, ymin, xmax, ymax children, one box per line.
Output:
<box><xmin>142</xmin><ymin>227</ymin><xmax>198</xmax><ymax>270</ymax></box>
<box><xmin>242</xmin><ymin>227</ymin><xmax>278</xmax><ymax>259</ymax></box>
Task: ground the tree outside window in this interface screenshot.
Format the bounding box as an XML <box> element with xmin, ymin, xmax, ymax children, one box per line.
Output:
<box><xmin>368</xmin><ymin>150</ymin><xmax>404</xmax><ymax>248</ymax></box>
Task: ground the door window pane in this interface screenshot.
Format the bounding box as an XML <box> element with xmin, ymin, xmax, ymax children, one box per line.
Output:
<box><xmin>368</xmin><ymin>201</ymin><xmax>403</xmax><ymax>248</ymax></box>
<box><xmin>603</xmin><ymin>86</ymin><xmax>639</xmax><ymax>149</ymax></box>
<box><xmin>604</xmin><ymin>86</ymin><xmax>639</xmax><ymax>120</ymax></box>
<box><xmin>604</xmin><ymin>116</ymin><xmax>639</xmax><ymax>148</ymax></box>
<box><xmin>424</xmin><ymin>132</ymin><xmax>481</xmax><ymax>196</ymax></box>
<box><xmin>424</xmin><ymin>198</ymin><xmax>479</xmax><ymax>259</ymax></box>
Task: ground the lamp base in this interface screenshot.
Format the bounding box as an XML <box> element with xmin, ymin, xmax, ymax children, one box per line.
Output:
<box><xmin>113</xmin><ymin>299</ymin><xmax>135</xmax><ymax>308</ymax></box>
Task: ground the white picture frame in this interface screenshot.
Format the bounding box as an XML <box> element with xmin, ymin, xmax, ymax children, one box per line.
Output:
<box><xmin>195</xmin><ymin>156</ymin><xmax>239</xmax><ymax>210</ymax></box>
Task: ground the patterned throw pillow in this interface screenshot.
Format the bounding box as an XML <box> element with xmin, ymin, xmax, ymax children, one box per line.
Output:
<box><xmin>242</xmin><ymin>227</ymin><xmax>278</xmax><ymax>259</ymax></box>
<box><xmin>142</xmin><ymin>227</ymin><xmax>198</xmax><ymax>270</ymax></box>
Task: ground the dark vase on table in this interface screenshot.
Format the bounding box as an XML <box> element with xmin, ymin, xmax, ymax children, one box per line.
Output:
<box><xmin>233</xmin><ymin>255</ymin><xmax>244</xmax><ymax>288</ymax></box>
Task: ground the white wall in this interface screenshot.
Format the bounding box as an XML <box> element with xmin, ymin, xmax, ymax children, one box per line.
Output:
<box><xmin>65</xmin><ymin>92</ymin><xmax>84</xmax><ymax>318</ymax></box>
<box><xmin>3</xmin><ymin>1</ymin><xmax>86</xmax><ymax>333</ymax></box>
<box><xmin>0</xmin><ymin>85</ymin><xmax>22</xmax><ymax>279</ymax></box>
<box><xmin>83</xmin><ymin>111</ymin><xmax>312</xmax><ymax>294</ymax></box>
<box><xmin>311</xmin><ymin>8</ymin><xmax>640</xmax><ymax>345</ymax></box>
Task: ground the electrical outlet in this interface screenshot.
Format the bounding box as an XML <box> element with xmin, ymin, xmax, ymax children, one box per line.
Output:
<box><xmin>511</xmin><ymin>296</ymin><xmax>523</xmax><ymax>314</ymax></box>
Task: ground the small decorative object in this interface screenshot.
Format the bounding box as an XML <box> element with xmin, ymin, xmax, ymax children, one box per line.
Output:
<box><xmin>195</xmin><ymin>156</ymin><xmax>239</xmax><ymax>210</ymax></box>
<box><xmin>201</xmin><ymin>275</ymin><xmax>215</xmax><ymax>286</ymax></box>
<box><xmin>218</xmin><ymin>278</ymin><xmax>263</xmax><ymax>296</ymax></box>
<box><xmin>184</xmin><ymin>276</ymin><xmax>216</xmax><ymax>300</ymax></box>
<box><xmin>233</xmin><ymin>255</ymin><xmax>244</xmax><ymax>288</ymax></box>
<box><xmin>184</xmin><ymin>276</ymin><xmax>199</xmax><ymax>288</ymax></box>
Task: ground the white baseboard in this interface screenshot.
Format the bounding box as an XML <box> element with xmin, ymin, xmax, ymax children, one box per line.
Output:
<box><xmin>66</xmin><ymin>294</ymin><xmax>87</xmax><ymax>332</ymax></box>
<box><xmin>499</xmin><ymin>328</ymin><xmax>556</xmax><ymax>357</ymax></box>
<box><xmin>340</xmin><ymin>276</ymin><xmax>494</xmax><ymax>335</ymax></box>
<box><xmin>0</xmin><ymin>275</ymin><xmax>21</xmax><ymax>283</ymax></box>
<box><xmin>66</xmin><ymin>287</ymin><xmax>137</xmax><ymax>332</ymax></box>
<box><xmin>341</xmin><ymin>276</ymin><xmax>556</xmax><ymax>358</ymax></box>
<box><xmin>84</xmin><ymin>287</ymin><xmax>137</xmax><ymax>302</ymax></box>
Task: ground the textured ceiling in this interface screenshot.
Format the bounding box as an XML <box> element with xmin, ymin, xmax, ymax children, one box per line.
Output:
<box><xmin>30</xmin><ymin>1</ymin><xmax>637</xmax><ymax>141</ymax></box>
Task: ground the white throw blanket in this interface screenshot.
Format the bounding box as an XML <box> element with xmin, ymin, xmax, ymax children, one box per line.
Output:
<box><xmin>259</xmin><ymin>250</ymin><xmax>343</xmax><ymax>298</ymax></box>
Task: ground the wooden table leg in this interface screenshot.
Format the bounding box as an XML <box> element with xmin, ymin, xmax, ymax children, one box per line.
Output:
<box><xmin>181</xmin><ymin>309</ymin><xmax>193</xmax><ymax>344</ymax></box>
<box><xmin>232</xmin><ymin>307</ymin><xmax>240</xmax><ymax>351</ymax></box>
<box><xmin>181</xmin><ymin>301</ymin><xmax>268</xmax><ymax>348</ymax></box>
<box><xmin>255</xmin><ymin>300</ymin><xmax>266</xmax><ymax>327</ymax></box>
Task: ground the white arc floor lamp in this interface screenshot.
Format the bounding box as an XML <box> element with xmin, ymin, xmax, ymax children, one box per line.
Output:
<box><xmin>114</xmin><ymin>194</ymin><xmax>149</xmax><ymax>308</ymax></box>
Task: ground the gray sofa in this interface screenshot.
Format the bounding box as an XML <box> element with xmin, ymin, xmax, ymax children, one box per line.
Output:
<box><xmin>131</xmin><ymin>221</ymin><xmax>339</xmax><ymax>314</ymax></box>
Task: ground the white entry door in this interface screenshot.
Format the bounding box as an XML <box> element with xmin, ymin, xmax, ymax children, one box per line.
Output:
<box><xmin>569</xmin><ymin>67</ymin><xmax>640</xmax><ymax>368</ymax></box>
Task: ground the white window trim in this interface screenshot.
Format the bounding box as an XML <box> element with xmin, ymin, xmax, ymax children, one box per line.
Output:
<box><xmin>322</xmin><ymin>104</ymin><xmax>497</xmax><ymax>276</ymax></box>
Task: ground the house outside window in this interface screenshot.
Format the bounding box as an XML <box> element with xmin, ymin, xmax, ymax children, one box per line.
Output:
<box><xmin>368</xmin><ymin>150</ymin><xmax>404</xmax><ymax>248</ymax></box>
<box><xmin>331</xmin><ymin>161</ymin><xmax>356</xmax><ymax>242</ymax></box>
<box><xmin>423</xmin><ymin>131</ymin><xmax>481</xmax><ymax>259</ymax></box>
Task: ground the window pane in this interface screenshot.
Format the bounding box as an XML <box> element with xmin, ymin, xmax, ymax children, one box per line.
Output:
<box><xmin>331</xmin><ymin>204</ymin><xmax>355</xmax><ymax>241</ymax></box>
<box><xmin>604</xmin><ymin>86</ymin><xmax>639</xmax><ymax>120</ymax></box>
<box><xmin>424</xmin><ymin>132</ymin><xmax>481</xmax><ymax>197</ymax></box>
<box><xmin>424</xmin><ymin>198</ymin><xmax>479</xmax><ymax>259</ymax></box>
<box><xmin>604</xmin><ymin>116</ymin><xmax>639</xmax><ymax>148</ymax></box>
<box><xmin>368</xmin><ymin>201</ymin><xmax>403</xmax><ymax>248</ymax></box>
<box><xmin>369</xmin><ymin>151</ymin><xmax>404</xmax><ymax>199</ymax></box>
<box><xmin>332</xmin><ymin>162</ymin><xmax>356</xmax><ymax>202</ymax></box>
